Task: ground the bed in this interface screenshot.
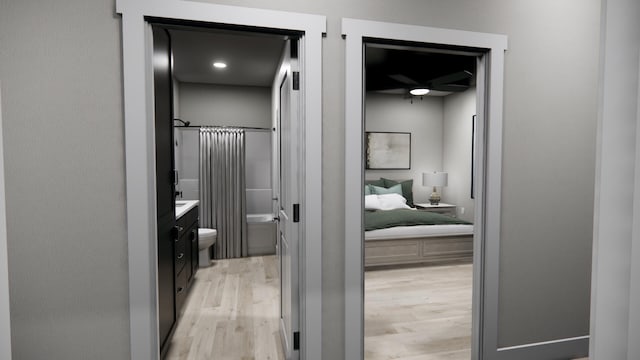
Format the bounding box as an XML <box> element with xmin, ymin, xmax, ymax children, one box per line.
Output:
<box><xmin>363</xmin><ymin>178</ymin><xmax>474</xmax><ymax>268</ymax></box>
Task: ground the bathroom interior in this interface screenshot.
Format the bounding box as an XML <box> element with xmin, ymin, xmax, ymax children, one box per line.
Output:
<box><xmin>156</xmin><ymin>23</ymin><xmax>290</xmax><ymax>359</ymax></box>
<box><xmin>175</xmin><ymin>115</ymin><xmax>277</xmax><ymax>258</ymax></box>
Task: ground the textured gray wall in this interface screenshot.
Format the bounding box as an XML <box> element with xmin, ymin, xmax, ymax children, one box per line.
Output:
<box><xmin>365</xmin><ymin>93</ymin><xmax>443</xmax><ymax>203</ymax></box>
<box><xmin>442</xmin><ymin>88</ymin><xmax>476</xmax><ymax>223</ymax></box>
<box><xmin>178</xmin><ymin>82</ymin><xmax>271</xmax><ymax>128</ymax></box>
<box><xmin>0</xmin><ymin>0</ymin><xmax>600</xmax><ymax>358</ymax></box>
<box><xmin>0</xmin><ymin>0</ymin><xmax>130</xmax><ymax>358</ymax></box>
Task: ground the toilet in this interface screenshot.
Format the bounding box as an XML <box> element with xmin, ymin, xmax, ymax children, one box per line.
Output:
<box><xmin>198</xmin><ymin>228</ymin><xmax>217</xmax><ymax>267</ymax></box>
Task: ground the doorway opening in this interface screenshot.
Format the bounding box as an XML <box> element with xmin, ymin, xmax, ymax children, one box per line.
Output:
<box><xmin>118</xmin><ymin>2</ymin><xmax>324</xmax><ymax>359</ymax></box>
<box><xmin>362</xmin><ymin>41</ymin><xmax>479</xmax><ymax>359</ymax></box>
<box><xmin>151</xmin><ymin>22</ymin><xmax>302</xmax><ymax>359</ymax></box>
<box><xmin>342</xmin><ymin>18</ymin><xmax>507</xmax><ymax>360</ymax></box>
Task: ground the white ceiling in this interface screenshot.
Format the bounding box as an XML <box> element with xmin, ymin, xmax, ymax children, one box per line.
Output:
<box><xmin>169</xmin><ymin>29</ymin><xmax>287</xmax><ymax>87</ymax></box>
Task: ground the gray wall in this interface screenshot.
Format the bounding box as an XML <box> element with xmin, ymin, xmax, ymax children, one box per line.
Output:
<box><xmin>245</xmin><ymin>131</ymin><xmax>272</xmax><ymax>214</ymax></box>
<box><xmin>178</xmin><ymin>82</ymin><xmax>271</xmax><ymax>128</ymax></box>
<box><xmin>442</xmin><ymin>89</ymin><xmax>475</xmax><ymax>222</ymax></box>
<box><xmin>0</xmin><ymin>0</ymin><xmax>130</xmax><ymax>358</ymax></box>
<box><xmin>0</xmin><ymin>0</ymin><xmax>600</xmax><ymax>358</ymax></box>
<box><xmin>176</xmin><ymin>129</ymin><xmax>199</xmax><ymax>200</ymax></box>
<box><xmin>365</xmin><ymin>93</ymin><xmax>443</xmax><ymax>203</ymax></box>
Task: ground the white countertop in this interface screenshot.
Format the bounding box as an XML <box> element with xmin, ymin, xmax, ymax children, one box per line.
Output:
<box><xmin>175</xmin><ymin>200</ymin><xmax>199</xmax><ymax>219</ymax></box>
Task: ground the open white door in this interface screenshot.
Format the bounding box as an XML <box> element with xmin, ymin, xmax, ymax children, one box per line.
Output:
<box><xmin>276</xmin><ymin>39</ymin><xmax>301</xmax><ymax>360</ymax></box>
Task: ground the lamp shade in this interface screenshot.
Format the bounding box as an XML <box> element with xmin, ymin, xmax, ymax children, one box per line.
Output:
<box><xmin>422</xmin><ymin>172</ymin><xmax>448</xmax><ymax>187</ymax></box>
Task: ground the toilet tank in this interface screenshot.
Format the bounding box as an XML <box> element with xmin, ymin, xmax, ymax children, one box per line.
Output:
<box><xmin>247</xmin><ymin>214</ymin><xmax>276</xmax><ymax>256</ymax></box>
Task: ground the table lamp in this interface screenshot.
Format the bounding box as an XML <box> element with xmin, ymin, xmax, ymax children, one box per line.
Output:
<box><xmin>422</xmin><ymin>171</ymin><xmax>448</xmax><ymax>205</ymax></box>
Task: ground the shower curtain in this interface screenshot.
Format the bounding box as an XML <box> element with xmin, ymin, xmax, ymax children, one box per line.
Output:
<box><xmin>199</xmin><ymin>127</ymin><xmax>248</xmax><ymax>259</ymax></box>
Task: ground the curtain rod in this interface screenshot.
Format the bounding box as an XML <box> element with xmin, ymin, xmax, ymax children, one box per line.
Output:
<box><xmin>175</xmin><ymin>125</ymin><xmax>272</xmax><ymax>132</ymax></box>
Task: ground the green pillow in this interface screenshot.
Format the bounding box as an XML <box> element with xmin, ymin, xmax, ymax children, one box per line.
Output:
<box><xmin>364</xmin><ymin>184</ymin><xmax>372</xmax><ymax>195</ymax></box>
<box><xmin>370</xmin><ymin>184</ymin><xmax>403</xmax><ymax>196</ymax></box>
<box><xmin>382</xmin><ymin>178</ymin><xmax>414</xmax><ymax>206</ymax></box>
<box><xmin>365</xmin><ymin>178</ymin><xmax>385</xmax><ymax>187</ymax></box>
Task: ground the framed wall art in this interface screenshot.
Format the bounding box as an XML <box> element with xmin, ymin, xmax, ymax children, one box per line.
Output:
<box><xmin>365</xmin><ymin>132</ymin><xmax>411</xmax><ymax>170</ymax></box>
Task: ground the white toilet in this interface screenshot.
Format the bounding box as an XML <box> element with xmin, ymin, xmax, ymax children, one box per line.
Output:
<box><xmin>198</xmin><ymin>228</ymin><xmax>217</xmax><ymax>267</ymax></box>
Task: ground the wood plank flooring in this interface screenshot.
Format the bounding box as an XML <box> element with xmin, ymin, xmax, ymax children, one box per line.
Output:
<box><xmin>365</xmin><ymin>263</ymin><xmax>473</xmax><ymax>360</ymax></box>
<box><xmin>166</xmin><ymin>256</ymin><xmax>473</xmax><ymax>360</ymax></box>
<box><xmin>166</xmin><ymin>255</ymin><xmax>284</xmax><ymax>360</ymax></box>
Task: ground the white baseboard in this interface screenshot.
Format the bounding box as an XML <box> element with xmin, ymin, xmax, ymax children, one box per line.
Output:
<box><xmin>493</xmin><ymin>335</ymin><xmax>589</xmax><ymax>360</ymax></box>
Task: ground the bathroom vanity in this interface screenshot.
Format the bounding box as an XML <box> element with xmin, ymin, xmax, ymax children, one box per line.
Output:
<box><xmin>174</xmin><ymin>200</ymin><xmax>199</xmax><ymax>312</ymax></box>
<box><xmin>158</xmin><ymin>200</ymin><xmax>199</xmax><ymax>358</ymax></box>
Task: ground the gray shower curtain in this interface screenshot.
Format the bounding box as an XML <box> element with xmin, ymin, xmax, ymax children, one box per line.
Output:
<box><xmin>199</xmin><ymin>127</ymin><xmax>248</xmax><ymax>259</ymax></box>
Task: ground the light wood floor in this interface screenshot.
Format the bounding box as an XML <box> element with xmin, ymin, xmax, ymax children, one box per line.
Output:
<box><xmin>365</xmin><ymin>263</ymin><xmax>473</xmax><ymax>360</ymax></box>
<box><xmin>166</xmin><ymin>255</ymin><xmax>284</xmax><ymax>360</ymax></box>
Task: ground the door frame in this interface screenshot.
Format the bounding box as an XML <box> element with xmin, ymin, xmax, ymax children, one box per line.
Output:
<box><xmin>342</xmin><ymin>18</ymin><xmax>507</xmax><ymax>360</ymax></box>
<box><xmin>117</xmin><ymin>1</ymin><xmax>325</xmax><ymax>359</ymax></box>
<box><xmin>0</xmin><ymin>82</ymin><xmax>12</xmax><ymax>360</ymax></box>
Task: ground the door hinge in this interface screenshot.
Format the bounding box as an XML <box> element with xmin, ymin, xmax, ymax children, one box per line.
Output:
<box><xmin>290</xmin><ymin>38</ymin><xmax>299</xmax><ymax>59</ymax></box>
<box><xmin>292</xmin><ymin>71</ymin><xmax>300</xmax><ymax>90</ymax></box>
<box><xmin>293</xmin><ymin>331</ymin><xmax>300</xmax><ymax>350</ymax></box>
<box><xmin>293</xmin><ymin>204</ymin><xmax>300</xmax><ymax>223</ymax></box>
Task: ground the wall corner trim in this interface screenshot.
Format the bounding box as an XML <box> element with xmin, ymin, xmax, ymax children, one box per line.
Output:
<box><xmin>0</xmin><ymin>81</ymin><xmax>13</xmax><ymax>360</ymax></box>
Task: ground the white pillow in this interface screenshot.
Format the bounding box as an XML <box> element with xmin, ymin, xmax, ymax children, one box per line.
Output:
<box><xmin>377</xmin><ymin>193</ymin><xmax>411</xmax><ymax>210</ymax></box>
<box><xmin>364</xmin><ymin>194</ymin><xmax>381</xmax><ymax>210</ymax></box>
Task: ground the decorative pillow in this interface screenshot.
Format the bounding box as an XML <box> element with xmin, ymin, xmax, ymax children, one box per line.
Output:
<box><xmin>381</xmin><ymin>178</ymin><xmax>414</xmax><ymax>206</ymax></box>
<box><xmin>370</xmin><ymin>183</ymin><xmax>403</xmax><ymax>196</ymax></box>
<box><xmin>364</xmin><ymin>194</ymin><xmax>381</xmax><ymax>210</ymax></box>
<box><xmin>377</xmin><ymin>193</ymin><xmax>411</xmax><ymax>210</ymax></box>
<box><xmin>365</xmin><ymin>178</ymin><xmax>385</xmax><ymax>187</ymax></box>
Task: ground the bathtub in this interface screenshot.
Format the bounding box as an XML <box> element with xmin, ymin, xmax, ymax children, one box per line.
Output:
<box><xmin>247</xmin><ymin>214</ymin><xmax>276</xmax><ymax>256</ymax></box>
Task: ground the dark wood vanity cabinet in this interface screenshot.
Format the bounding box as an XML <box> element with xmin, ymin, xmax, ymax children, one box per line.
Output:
<box><xmin>175</xmin><ymin>206</ymin><xmax>198</xmax><ymax>316</ymax></box>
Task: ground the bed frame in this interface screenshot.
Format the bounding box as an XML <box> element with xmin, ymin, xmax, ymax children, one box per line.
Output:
<box><xmin>364</xmin><ymin>234</ymin><xmax>473</xmax><ymax>268</ymax></box>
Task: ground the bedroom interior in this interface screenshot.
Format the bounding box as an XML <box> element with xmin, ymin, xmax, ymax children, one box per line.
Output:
<box><xmin>363</xmin><ymin>42</ymin><xmax>478</xmax><ymax>359</ymax></box>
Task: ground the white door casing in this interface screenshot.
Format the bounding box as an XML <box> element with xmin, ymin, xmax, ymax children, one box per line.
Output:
<box><xmin>0</xmin><ymin>82</ymin><xmax>12</xmax><ymax>360</ymax></box>
<box><xmin>117</xmin><ymin>1</ymin><xmax>324</xmax><ymax>359</ymax></box>
<box><xmin>342</xmin><ymin>18</ymin><xmax>507</xmax><ymax>360</ymax></box>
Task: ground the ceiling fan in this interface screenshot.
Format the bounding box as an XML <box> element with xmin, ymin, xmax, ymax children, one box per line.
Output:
<box><xmin>387</xmin><ymin>70</ymin><xmax>473</xmax><ymax>94</ymax></box>
<box><xmin>365</xmin><ymin>48</ymin><xmax>476</xmax><ymax>95</ymax></box>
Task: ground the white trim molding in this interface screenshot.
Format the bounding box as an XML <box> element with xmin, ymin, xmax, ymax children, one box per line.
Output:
<box><xmin>117</xmin><ymin>1</ymin><xmax>325</xmax><ymax>359</ymax></box>
<box><xmin>342</xmin><ymin>18</ymin><xmax>507</xmax><ymax>360</ymax></box>
<box><xmin>590</xmin><ymin>0</ymin><xmax>640</xmax><ymax>358</ymax></box>
<box><xmin>0</xmin><ymin>82</ymin><xmax>12</xmax><ymax>360</ymax></box>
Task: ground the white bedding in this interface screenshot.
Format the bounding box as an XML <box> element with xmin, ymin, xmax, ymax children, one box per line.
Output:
<box><xmin>365</xmin><ymin>224</ymin><xmax>474</xmax><ymax>240</ymax></box>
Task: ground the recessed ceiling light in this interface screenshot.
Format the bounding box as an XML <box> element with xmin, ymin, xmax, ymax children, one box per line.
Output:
<box><xmin>410</xmin><ymin>88</ymin><xmax>430</xmax><ymax>96</ymax></box>
<box><xmin>212</xmin><ymin>61</ymin><xmax>227</xmax><ymax>69</ymax></box>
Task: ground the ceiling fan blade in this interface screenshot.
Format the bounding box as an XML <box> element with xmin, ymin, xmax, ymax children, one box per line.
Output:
<box><xmin>388</xmin><ymin>74</ymin><xmax>419</xmax><ymax>85</ymax></box>
<box><xmin>427</xmin><ymin>83</ymin><xmax>469</xmax><ymax>92</ymax></box>
<box><xmin>427</xmin><ymin>70</ymin><xmax>472</xmax><ymax>85</ymax></box>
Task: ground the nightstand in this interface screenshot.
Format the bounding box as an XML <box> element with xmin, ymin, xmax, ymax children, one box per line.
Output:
<box><xmin>414</xmin><ymin>202</ymin><xmax>457</xmax><ymax>217</ymax></box>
